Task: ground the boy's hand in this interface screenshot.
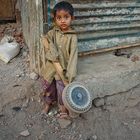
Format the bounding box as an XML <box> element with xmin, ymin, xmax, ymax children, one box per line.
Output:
<box><xmin>63</xmin><ymin>80</ymin><xmax>69</xmax><ymax>86</ymax></box>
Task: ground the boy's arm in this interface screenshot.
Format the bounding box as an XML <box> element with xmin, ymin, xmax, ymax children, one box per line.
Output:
<box><xmin>41</xmin><ymin>30</ymin><xmax>59</xmax><ymax>62</ymax></box>
<box><xmin>66</xmin><ymin>35</ymin><xmax>78</xmax><ymax>83</ymax></box>
<box><xmin>53</xmin><ymin>62</ymin><xmax>69</xmax><ymax>86</ymax></box>
<box><xmin>40</xmin><ymin>36</ymin><xmax>69</xmax><ymax>86</ymax></box>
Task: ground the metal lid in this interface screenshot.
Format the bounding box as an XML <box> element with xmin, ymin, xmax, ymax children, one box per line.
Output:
<box><xmin>62</xmin><ymin>82</ymin><xmax>92</xmax><ymax>113</ymax></box>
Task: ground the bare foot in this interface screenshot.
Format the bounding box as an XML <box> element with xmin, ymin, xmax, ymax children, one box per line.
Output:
<box><xmin>57</xmin><ymin>105</ymin><xmax>69</xmax><ymax>119</ymax></box>
<box><xmin>42</xmin><ymin>104</ymin><xmax>50</xmax><ymax>114</ymax></box>
<box><xmin>56</xmin><ymin>112</ymin><xmax>70</xmax><ymax>119</ymax></box>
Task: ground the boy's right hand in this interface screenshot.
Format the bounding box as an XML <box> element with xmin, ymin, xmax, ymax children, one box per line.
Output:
<box><xmin>63</xmin><ymin>80</ymin><xmax>69</xmax><ymax>86</ymax></box>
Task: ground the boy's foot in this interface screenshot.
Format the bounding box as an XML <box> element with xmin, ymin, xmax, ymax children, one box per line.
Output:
<box><xmin>41</xmin><ymin>104</ymin><xmax>50</xmax><ymax>115</ymax></box>
<box><xmin>57</xmin><ymin>105</ymin><xmax>70</xmax><ymax>119</ymax></box>
<box><xmin>56</xmin><ymin>112</ymin><xmax>70</xmax><ymax>119</ymax></box>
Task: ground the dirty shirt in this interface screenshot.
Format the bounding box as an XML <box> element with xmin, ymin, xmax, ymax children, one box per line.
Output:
<box><xmin>40</xmin><ymin>26</ymin><xmax>78</xmax><ymax>84</ymax></box>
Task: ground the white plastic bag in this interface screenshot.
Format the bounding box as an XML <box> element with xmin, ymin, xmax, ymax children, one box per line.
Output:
<box><xmin>0</xmin><ymin>36</ymin><xmax>20</xmax><ymax>63</ymax></box>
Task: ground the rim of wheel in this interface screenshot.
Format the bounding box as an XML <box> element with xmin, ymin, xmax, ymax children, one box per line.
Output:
<box><xmin>62</xmin><ymin>82</ymin><xmax>92</xmax><ymax>113</ymax></box>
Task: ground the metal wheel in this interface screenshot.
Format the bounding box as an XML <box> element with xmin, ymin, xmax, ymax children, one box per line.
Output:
<box><xmin>62</xmin><ymin>82</ymin><xmax>92</xmax><ymax>113</ymax></box>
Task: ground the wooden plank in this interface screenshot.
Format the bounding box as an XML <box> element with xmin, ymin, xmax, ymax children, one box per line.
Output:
<box><xmin>78</xmin><ymin>42</ymin><xmax>140</xmax><ymax>57</ymax></box>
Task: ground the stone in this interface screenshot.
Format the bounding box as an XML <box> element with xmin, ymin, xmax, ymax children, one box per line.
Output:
<box><xmin>29</xmin><ymin>72</ymin><xmax>39</xmax><ymax>80</ymax></box>
<box><xmin>22</xmin><ymin>98</ymin><xmax>29</xmax><ymax>108</ymax></box>
<box><xmin>20</xmin><ymin>130</ymin><xmax>30</xmax><ymax>137</ymax></box>
<box><xmin>92</xmin><ymin>135</ymin><xmax>98</xmax><ymax>140</ymax></box>
<box><xmin>22</xmin><ymin>51</ymin><xmax>28</xmax><ymax>57</ymax></box>
<box><xmin>57</xmin><ymin>118</ymin><xmax>72</xmax><ymax>129</ymax></box>
<box><xmin>86</xmin><ymin>135</ymin><xmax>97</xmax><ymax>140</ymax></box>
<box><xmin>93</xmin><ymin>98</ymin><xmax>105</xmax><ymax>107</ymax></box>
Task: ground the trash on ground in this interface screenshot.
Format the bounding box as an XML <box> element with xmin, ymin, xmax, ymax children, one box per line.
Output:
<box><xmin>12</xmin><ymin>106</ymin><xmax>21</xmax><ymax>112</ymax></box>
<box><xmin>20</xmin><ymin>130</ymin><xmax>30</xmax><ymax>137</ymax></box>
<box><xmin>113</xmin><ymin>49</ymin><xmax>132</xmax><ymax>58</ymax></box>
<box><xmin>0</xmin><ymin>35</ymin><xmax>20</xmax><ymax>63</ymax></box>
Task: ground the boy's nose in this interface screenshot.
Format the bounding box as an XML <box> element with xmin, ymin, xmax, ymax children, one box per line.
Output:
<box><xmin>61</xmin><ymin>18</ymin><xmax>65</xmax><ymax>22</ymax></box>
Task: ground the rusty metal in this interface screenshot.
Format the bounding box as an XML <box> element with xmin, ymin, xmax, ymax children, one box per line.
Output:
<box><xmin>0</xmin><ymin>0</ymin><xmax>16</xmax><ymax>20</ymax></box>
<box><xmin>44</xmin><ymin>0</ymin><xmax>140</xmax><ymax>53</ymax></box>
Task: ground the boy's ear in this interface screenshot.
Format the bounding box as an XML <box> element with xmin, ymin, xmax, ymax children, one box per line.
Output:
<box><xmin>51</xmin><ymin>13</ymin><xmax>54</xmax><ymax>18</ymax></box>
<box><xmin>72</xmin><ymin>16</ymin><xmax>75</xmax><ymax>20</ymax></box>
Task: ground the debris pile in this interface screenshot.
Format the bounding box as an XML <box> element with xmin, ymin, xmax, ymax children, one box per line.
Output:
<box><xmin>0</xmin><ymin>23</ymin><xmax>24</xmax><ymax>48</ymax></box>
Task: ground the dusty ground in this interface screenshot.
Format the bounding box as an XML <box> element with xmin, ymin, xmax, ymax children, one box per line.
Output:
<box><xmin>0</xmin><ymin>23</ymin><xmax>140</xmax><ymax>140</ymax></box>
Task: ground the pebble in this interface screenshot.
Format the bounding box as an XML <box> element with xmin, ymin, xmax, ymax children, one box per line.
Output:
<box><xmin>93</xmin><ymin>98</ymin><xmax>105</xmax><ymax>107</ymax></box>
<box><xmin>58</xmin><ymin>118</ymin><xmax>72</xmax><ymax>129</ymax></box>
<box><xmin>20</xmin><ymin>130</ymin><xmax>30</xmax><ymax>137</ymax></box>
<box><xmin>22</xmin><ymin>98</ymin><xmax>29</xmax><ymax>108</ymax></box>
<box><xmin>72</xmin><ymin>122</ymin><xmax>76</xmax><ymax>129</ymax></box>
<box><xmin>29</xmin><ymin>72</ymin><xmax>39</xmax><ymax>80</ymax></box>
<box><xmin>22</xmin><ymin>51</ymin><xmax>28</xmax><ymax>57</ymax></box>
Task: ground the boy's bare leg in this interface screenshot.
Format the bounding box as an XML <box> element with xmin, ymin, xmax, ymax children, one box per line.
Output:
<box><xmin>41</xmin><ymin>92</ymin><xmax>52</xmax><ymax>114</ymax></box>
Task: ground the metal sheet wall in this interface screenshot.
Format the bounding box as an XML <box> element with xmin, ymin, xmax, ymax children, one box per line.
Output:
<box><xmin>46</xmin><ymin>0</ymin><xmax>140</xmax><ymax>53</ymax></box>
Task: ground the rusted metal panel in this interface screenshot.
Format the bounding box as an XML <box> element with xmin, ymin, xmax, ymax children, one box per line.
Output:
<box><xmin>0</xmin><ymin>0</ymin><xmax>16</xmax><ymax>20</ymax></box>
<box><xmin>21</xmin><ymin>0</ymin><xmax>140</xmax><ymax>72</ymax></box>
<box><xmin>45</xmin><ymin>0</ymin><xmax>140</xmax><ymax>53</ymax></box>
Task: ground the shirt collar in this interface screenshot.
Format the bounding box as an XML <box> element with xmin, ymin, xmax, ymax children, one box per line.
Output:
<box><xmin>54</xmin><ymin>25</ymin><xmax>76</xmax><ymax>34</ymax></box>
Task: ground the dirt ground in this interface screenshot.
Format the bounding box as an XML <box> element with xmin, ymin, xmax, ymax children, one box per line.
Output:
<box><xmin>0</xmin><ymin>23</ymin><xmax>140</xmax><ymax>140</ymax></box>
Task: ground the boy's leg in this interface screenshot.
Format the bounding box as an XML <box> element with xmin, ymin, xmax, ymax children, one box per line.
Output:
<box><xmin>41</xmin><ymin>78</ymin><xmax>57</xmax><ymax>113</ymax></box>
<box><xmin>56</xmin><ymin>80</ymin><xmax>69</xmax><ymax>118</ymax></box>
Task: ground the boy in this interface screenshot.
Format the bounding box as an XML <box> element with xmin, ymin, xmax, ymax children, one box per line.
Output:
<box><xmin>40</xmin><ymin>1</ymin><xmax>78</xmax><ymax>119</ymax></box>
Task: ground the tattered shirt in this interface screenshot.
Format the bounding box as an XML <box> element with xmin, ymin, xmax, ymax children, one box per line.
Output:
<box><xmin>40</xmin><ymin>26</ymin><xmax>78</xmax><ymax>83</ymax></box>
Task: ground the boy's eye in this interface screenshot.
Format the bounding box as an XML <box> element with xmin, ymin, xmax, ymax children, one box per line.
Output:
<box><xmin>64</xmin><ymin>16</ymin><xmax>69</xmax><ymax>19</ymax></box>
<box><xmin>57</xmin><ymin>16</ymin><xmax>61</xmax><ymax>20</ymax></box>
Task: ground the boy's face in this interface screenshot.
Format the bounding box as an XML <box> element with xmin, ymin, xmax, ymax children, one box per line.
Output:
<box><xmin>54</xmin><ymin>9</ymin><xmax>73</xmax><ymax>32</ymax></box>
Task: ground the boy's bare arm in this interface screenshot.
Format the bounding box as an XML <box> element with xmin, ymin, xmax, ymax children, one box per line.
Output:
<box><xmin>53</xmin><ymin>62</ymin><xmax>69</xmax><ymax>86</ymax></box>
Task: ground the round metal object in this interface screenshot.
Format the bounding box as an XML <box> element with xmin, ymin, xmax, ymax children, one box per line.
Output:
<box><xmin>62</xmin><ymin>82</ymin><xmax>92</xmax><ymax>113</ymax></box>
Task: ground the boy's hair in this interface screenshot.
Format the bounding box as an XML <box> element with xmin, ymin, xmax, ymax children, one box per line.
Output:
<box><xmin>53</xmin><ymin>1</ymin><xmax>74</xmax><ymax>17</ymax></box>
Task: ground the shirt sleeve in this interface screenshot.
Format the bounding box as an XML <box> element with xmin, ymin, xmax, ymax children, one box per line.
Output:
<box><xmin>45</xmin><ymin>29</ymin><xmax>59</xmax><ymax>62</ymax></box>
<box><xmin>66</xmin><ymin>34</ymin><xmax>78</xmax><ymax>83</ymax></box>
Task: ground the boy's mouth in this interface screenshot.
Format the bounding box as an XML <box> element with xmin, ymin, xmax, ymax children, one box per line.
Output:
<box><xmin>61</xmin><ymin>24</ymin><xmax>67</xmax><ymax>27</ymax></box>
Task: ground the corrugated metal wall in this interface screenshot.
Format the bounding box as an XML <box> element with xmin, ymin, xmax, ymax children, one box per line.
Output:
<box><xmin>45</xmin><ymin>0</ymin><xmax>140</xmax><ymax>53</ymax></box>
<box><xmin>21</xmin><ymin>0</ymin><xmax>140</xmax><ymax>72</ymax></box>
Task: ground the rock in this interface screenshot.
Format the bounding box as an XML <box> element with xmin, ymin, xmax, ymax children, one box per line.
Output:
<box><xmin>22</xmin><ymin>51</ymin><xmax>28</xmax><ymax>57</ymax></box>
<box><xmin>16</xmin><ymin>74</ymin><xmax>21</xmax><ymax>77</ymax></box>
<box><xmin>72</xmin><ymin>122</ymin><xmax>76</xmax><ymax>129</ymax></box>
<box><xmin>12</xmin><ymin>106</ymin><xmax>21</xmax><ymax>112</ymax></box>
<box><xmin>86</xmin><ymin>135</ymin><xmax>97</xmax><ymax>140</ymax></box>
<box><xmin>0</xmin><ymin>114</ymin><xmax>4</xmax><ymax>118</ymax></box>
<box><xmin>20</xmin><ymin>130</ymin><xmax>30</xmax><ymax>137</ymax></box>
<box><xmin>29</xmin><ymin>72</ymin><xmax>39</xmax><ymax>80</ymax></box>
<box><xmin>22</xmin><ymin>98</ymin><xmax>29</xmax><ymax>108</ymax></box>
<box><xmin>92</xmin><ymin>135</ymin><xmax>98</xmax><ymax>140</ymax></box>
<box><xmin>93</xmin><ymin>98</ymin><xmax>105</xmax><ymax>107</ymax></box>
<box><xmin>57</xmin><ymin>118</ymin><xmax>72</xmax><ymax>129</ymax></box>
